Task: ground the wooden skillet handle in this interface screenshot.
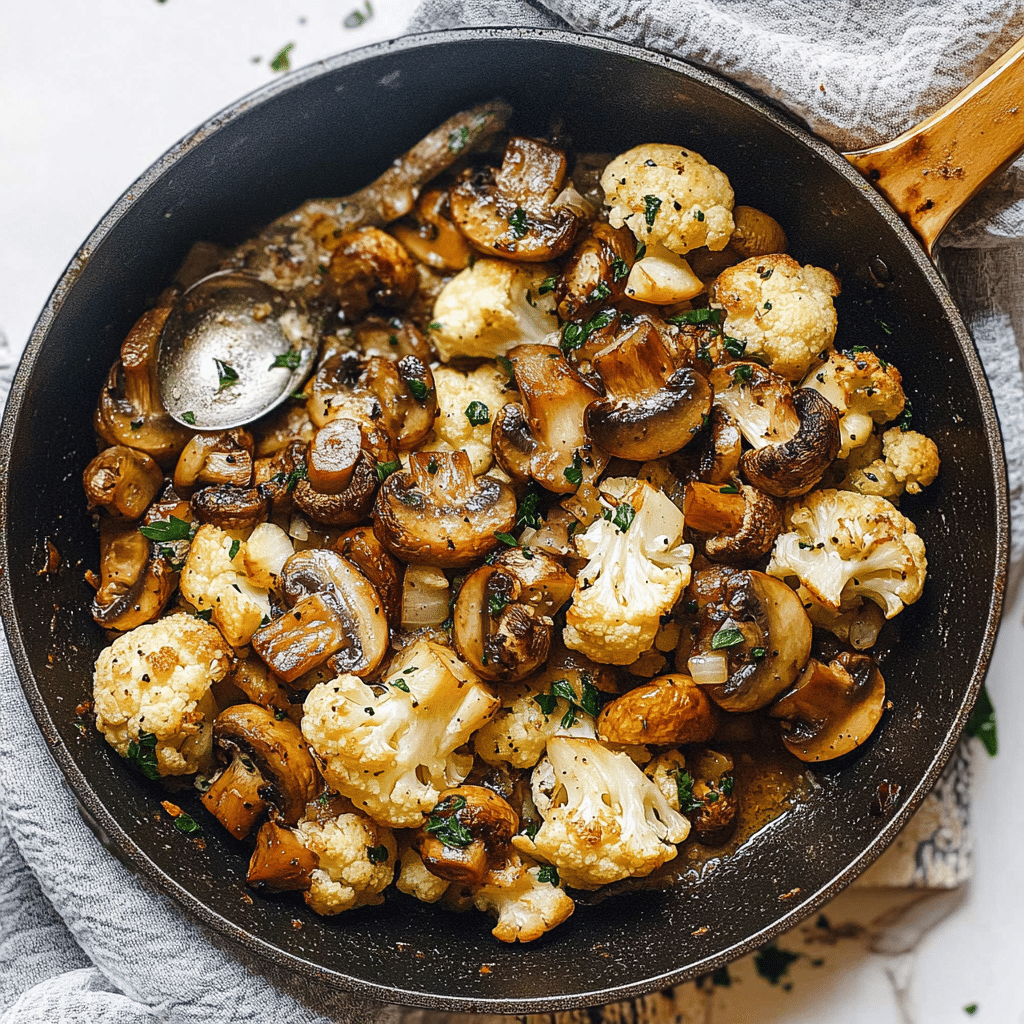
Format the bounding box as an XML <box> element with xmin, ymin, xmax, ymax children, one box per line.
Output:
<box><xmin>844</xmin><ymin>36</ymin><xmax>1024</xmax><ymax>256</ymax></box>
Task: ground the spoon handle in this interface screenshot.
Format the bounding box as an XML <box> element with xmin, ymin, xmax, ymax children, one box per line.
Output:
<box><xmin>844</xmin><ymin>35</ymin><xmax>1024</xmax><ymax>255</ymax></box>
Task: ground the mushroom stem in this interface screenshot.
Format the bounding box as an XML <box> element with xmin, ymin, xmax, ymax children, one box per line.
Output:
<box><xmin>684</xmin><ymin>481</ymin><xmax>745</xmax><ymax>534</ymax></box>
<box><xmin>247</xmin><ymin>821</ymin><xmax>319</xmax><ymax>891</ymax></box>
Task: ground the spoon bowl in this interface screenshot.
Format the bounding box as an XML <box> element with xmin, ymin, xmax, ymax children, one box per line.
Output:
<box><xmin>157</xmin><ymin>270</ymin><xmax>316</xmax><ymax>430</ymax></box>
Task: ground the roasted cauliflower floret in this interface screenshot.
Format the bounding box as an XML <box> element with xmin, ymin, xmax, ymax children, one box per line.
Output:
<box><xmin>295</xmin><ymin>813</ymin><xmax>397</xmax><ymax>916</ymax></box>
<box><xmin>430</xmin><ymin>258</ymin><xmax>559</xmax><ymax>362</ymax></box>
<box><xmin>642</xmin><ymin>749</ymin><xmax>689</xmax><ymax>811</ymax></box>
<box><xmin>514</xmin><ymin>737</ymin><xmax>690</xmax><ymax>889</ymax></box>
<box><xmin>767</xmin><ymin>489</ymin><xmax>927</xmax><ymax>618</ymax></box>
<box><xmin>472</xmin><ymin>860</ymin><xmax>575</xmax><ymax>943</ymax></box>
<box><xmin>600</xmin><ymin>143</ymin><xmax>735</xmax><ymax>254</ymax></box>
<box><xmin>301</xmin><ymin>641</ymin><xmax>500</xmax><ymax>828</ymax></box>
<box><xmin>802</xmin><ymin>349</ymin><xmax>905</xmax><ymax>457</ymax></box>
<box><xmin>839</xmin><ymin>427</ymin><xmax>940</xmax><ymax>498</ymax></box>
<box><xmin>180</xmin><ymin>524</ymin><xmax>272</xmax><ymax>647</ymax></box>
<box><xmin>396</xmin><ymin>847</ymin><xmax>450</xmax><ymax>904</ymax></box>
<box><xmin>420</xmin><ymin>363</ymin><xmax>515</xmax><ymax>474</ymax></box>
<box><xmin>563</xmin><ymin>480</ymin><xmax>694</xmax><ymax>666</ymax></box>
<box><xmin>92</xmin><ymin>613</ymin><xmax>232</xmax><ymax>775</ymax></box>
<box><xmin>711</xmin><ymin>254</ymin><xmax>839</xmax><ymax>380</ymax></box>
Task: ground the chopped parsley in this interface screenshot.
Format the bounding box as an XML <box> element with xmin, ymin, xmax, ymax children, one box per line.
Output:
<box><xmin>343</xmin><ymin>2</ymin><xmax>373</xmax><ymax>29</ymax></box>
<box><xmin>721</xmin><ymin>775</ymin><xmax>735</xmax><ymax>795</ymax></box>
<box><xmin>516</xmin><ymin>487</ymin><xmax>544</xmax><ymax>529</ymax></box>
<box><xmin>269</xmin><ymin>43</ymin><xmax>294</xmax><ymax>73</ymax></box>
<box><xmin>762</xmin><ymin>300</ymin><xmax>773</xmax><ymax>311</ymax></box>
<box><xmin>487</xmin><ymin>593</ymin><xmax>509</xmax><ymax>617</ymax></box>
<box><xmin>130</xmin><ymin>418</ymin><xmax>144</xmax><ymax>431</ymax></box>
<box><xmin>508</xmin><ymin>207</ymin><xmax>529</xmax><ymax>239</ymax></box>
<box><xmin>710</xmin><ymin>627</ymin><xmax>744</xmax><ymax>650</ymax></box>
<box><xmin>213</xmin><ymin>358</ymin><xmax>239</xmax><ymax>391</ymax></box>
<box><xmin>496</xmin><ymin>355</ymin><xmax>515</xmax><ymax>383</ymax></box>
<box><xmin>896</xmin><ymin>398</ymin><xmax>913</xmax><ymax>432</ymax></box>
<box><xmin>534</xmin><ymin>675</ymin><xmax>602</xmax><ymax>729</ymax></box>
<box><xmin>284</xmin><ymin>463</ymin><xmax>307</xmax><ymax>492</ymax></box>
<box><xmin>125</xmin><ymin>731</ymin><xmax>160</xmax><ymax>780</ymax></box>
<box><xmin>407</xmin><ymin>378</ymin><xmax>430</xmax><ymax>401</ymax></box>
<box><xmin>371</xmin><ymin>460</ymin><xmax>399</xmax><ymax>484</ymax></box>
<box><xmin>750</xmin><ymin>648</ymin><xmax>766</xmax><ymax>660</ymax></box>
<box><xmin>635</xmin><ymin>240</ymin><xmax>647</xmax><ymax>260</ymax></box>
<box><xmin>424</xmin><ymin>795</ymin><xmax>473</xmax><ymax>849</ymax></box>
<box><xmin>228</xmin><ymin>539</ymin><xmax>240</xmax><ymax>560</ymax></box>
<box><xmin>537</xmin><ymin>865</ymin><xmax>560</xmax><ymax>885</ymax></box>
<box><xmin>964</xmin><ymin>1005</ymin><xmax>978</xmax><ymax>1016</ymax></box>
<box><xmin>732</xmin><ymin>363</ymin><xmax>754</xmax><ymax>382</ymax></box>
<box><xmin>366</xmin><ymin>844</ymin><xmax>390</xmax><ymax>864</ymax></box>
<box><xmin>560</xmin><ymin>308</ymin><xmax>617</xmax><ymax>355</ymax></box>
<box><xmin>563</xmin><ymin>451</ymin><xmax>584</xmax><ymax>488</ymax></box>
<box><xmin>493</xmin><ymin>531</ymin><xmax>519</xmax><ymax>549</ymax></box>
<box><xmin>194</xmin><ymin>609</ymin><xmax>213</xmax><ymax>622</ymax></box>
<box><xmin>719</xmin><ymin>483</ymin><xmax>739</xmax><ymax>494</ymax></box>
<box><xmin>428</xmin><ymin>320</ymin><xmax>442</xmax><ymax>331</ymax></box>
<box><xmin>610</xmin><ymin>257</ymin><xmax>630</xmax><ymax>282</ymax></box>
<box><xmin>139</xmin><ymin>516</ymin><xmax>193</xmax><ymax>543</ymax></box>
<box><xmin>173</xmin><ymin>813</ymin><xmax>202</xmax><ymax>836</ymax></box>
<box><xmin>448</xmin><ymin>125</ymin><xmax>470</xmax><ymax>153</ymax></box>
<box><xmin>667</xmin><ymin>307</ymin><xmax>723</xmax><ymax>327</ymax></box>
<box><xmin>723</xmin><ymin>335</ymin><xmax>747</xmax><ymax>357</ymax></box>
<box><xmin>758</xmin><ymin>266</ymin><xmax>774</xmax><ymax>280</ymax></box>
<box><xmin>426</xmin><ymin>456</ymin><xmax>439</xmax><ymax>474</ymax></box>
<box><xmin>464</xmin><ymin>401</ymin><xmax>490</xmax><ymax>426</ymax></box>
<box><xmin>673</xmin><ymin>770</ymin><xmax>704</xmax><ymax>813</ymax></box>
<box><xmin>603</xmin><ymin>501</ymin><xmax>635</xmax><ymax>533</ymax></box>
<box><xmin>391</xmin><ymin>679</ymin><xmax>410</xmax><ymax>693</ymax></box>
<box><xmin>965</xmin><ymin>682</ymin><xmax>997</xmax><ymax>756</ymax></box>
<box><xmin>538</xmin><ymin>275</ymin><xmax>557</xmax><ymax>295</ymax></box>
<box><xmin>589</xmin><ymin>281</ymin><xmax>611</xmax><ymax>303</ymax></box>
<box><xmin>182</xmin><ymin>411</ymin><xmax>197</xmax><ymax>426</ymax></box>
<box><xmin>270</xmin><ymin>349</ymin><xmax>302</xmax><ymax>371</ymax></box>
<box><xmin>693</xmin><ymin>209</ymin><xmax>705</xmax><ymax>222</ymax></box>
<box><xmin>643</xmin><ymin>194</ymin><xmax>662</xmax><ymax>229</ymax></box>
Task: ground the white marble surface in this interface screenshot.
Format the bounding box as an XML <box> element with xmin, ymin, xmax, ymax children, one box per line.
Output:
<box><xmin>1</xmin><ymin>3</ymin><xmax>1022</xmax><ymax>1021</ymax></box>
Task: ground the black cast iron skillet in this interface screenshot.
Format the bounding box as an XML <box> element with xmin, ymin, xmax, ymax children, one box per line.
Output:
<box><xmin>0</xmin><ymin>27</ymin><xmax>1010</xmax><ymax>1013</ymax></box>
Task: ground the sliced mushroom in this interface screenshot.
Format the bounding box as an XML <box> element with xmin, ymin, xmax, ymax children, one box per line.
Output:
<box><xmin>597</xmin><ymin>674</ymin><xmax>718</xmax><ymax>746</ymax></box>
<box><xmin>413</xmin><ymin>786</ymin><xmax>519</xmax><ymax>887</ymax></box>
<box><xmin>83</xmin><ymin>446</ymin><xmax>164</xmax><ymax>519</ymax></box>
<box><xmin>253</xmin><ymin>439</ymin><xmax>307</xmax><ymax>516</ymax></box>
<box><xmin>247</xmin><ymin>820</ymin><xmax>320</xmax><ymax>891</ymax></box>
<box><xmin>201</xmin><ymin>756</ymin><xmax>267</xmax><ymax>839</ymax></box>
<box><xmin>251</xmin><ymin>548</ymin><xmax>388</xmax><ymax>681</ymax></box>
<box><xmin>334</xmin><ymin>525</ymin><xmax>403</xmax><ymax>626</ymax></box>
<box><xmin>684</xmin><ymin>481</ymin><xmax>782</xmax><ymax>565</ymax></box>
<box><xmin>728</xmin><ymin>206</ymin><xmax>788</xmax><ymax>260</ymax></box>
<box><xmin>685</xmin><ymin>748</ymin><xmax>739</xmax><ymax>843</ymax></box>
<box><xmin>491</xmin><ymin>344</ymin><xmax>607</xmax><ymax>493</ymax></box>
<box><xmin>172</xmin><ymin>429</ymin><xmax>254</xmax><ymax>497</ymax></box>
<box><xmin>585</xmin><ymin>319</ymin><xmax>712</xmax><ymax>461</ymax></box>
<box><xmin>390</xmin><ymin>186</ymin><xmax>473</xmax><ymax>272</ymax></box>
<box><xmin>373</xmin><ymin>450</ymin><xmax>517</xmax><ymax>568</ymax></box>
<box><xmin>452</xmin><ymin>564</ymin><xmax>553</xmax><ymax>683</ymax></box>
<box><xmin>191</xmin><ymin>484</ymin><xmax>268</xmax><ymax>532</ymax></box>
<box><xmin>94</xmin><ymin>305</ymin><xmax>193</xmax><ymax>468</ymax></box>
<box><xmin>769</xmin><ymin>653</ymin><xmax>886</xmax><ymax>762</ymax></box>
<box><xmin>689</xmin><ymin>567</ymin><xmax>812</xmax><ymax>712</ymax></box>
<box><xmin>349</xmin><ymin>314</ymin><xmax>431</xmax><ymax>363</ymax></box>
<box><xmin>670</xmin><ymin>404</ymin><xmax>743</xmax><ymax>485</ymax></box>
<box><xmin>555</xmin><ymin>221</ymin><xmax>634</xmax><ymax>321</ymax></box>
<box><xmin>205</xmin><ymin>703</ymin><xmax>320</xmax><ymax>831</ymax></box>
<box><xmin>325</xmin><ymin>226</ymin><xmax>419</xmax><ymax>320</ymax></box>
<box><xmin>229</xmin><ymin>654</ymin><xmax>298</xmax><ymax>723</ymax></box>
<box><xmin>710</xmin><ymin>362</ymin><xmax>840</xmax><ymax>497</ymax></box>
<box><xmin>449</xmin><ymin>137</ymin><xmax>581</xmax><ymax>262</ymax></box>
<box><xmin>490</xmin><ymin>547</ymin><xmax>575</xmax><ymax>615</ymax></box>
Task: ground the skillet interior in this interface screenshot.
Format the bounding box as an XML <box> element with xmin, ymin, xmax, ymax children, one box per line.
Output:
<box><xmin>0</xmin><ymin>28</ymin><xmax>1007</xmax><ymax>1012</ymax></box>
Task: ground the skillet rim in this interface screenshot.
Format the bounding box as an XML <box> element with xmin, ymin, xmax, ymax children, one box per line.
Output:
<box><xmin>0</xmin><ymin>25</ymin><xmax>1009</xmax><ymax>1012</ymax></box>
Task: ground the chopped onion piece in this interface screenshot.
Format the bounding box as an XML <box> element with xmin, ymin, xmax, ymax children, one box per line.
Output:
<box><xmin>402</xmin><ymin>564</ymin><xmax>450</xmax><ymax>628</ymax></box>
<box><xmin>688</xmin><ymin>652</ymin><xmax>729</xmax><ymax>685</ymax></box>
<box><xmin>288</xmin><ymin>514</ymin><xmax>310</xmax><ymax>542</ymax></box>
<box><xmin>849</xmin><ymin>602</ymin><xmax>884</xmax><ymax>650</ymax></box>
<box><xmin>242</xmin><ymin>523</ymin><xmax>295</xmax><ymax>589</ymax></box>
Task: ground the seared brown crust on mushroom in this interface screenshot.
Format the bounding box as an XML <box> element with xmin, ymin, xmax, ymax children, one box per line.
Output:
<box><xmin>555</xmin><ymin>222</ymin><xmax>634</xmax><ymax>321</ymax></box>
<box><xmin>349</xmin><ymin>314</ymin><xmax>431</xmax><ymax>363</ymax></box>
<box><xmin>293</xmin><ymin>446</ymin><xmax>380</xmax><ymax>527</ymax></box>
<box><xmin>173</xmin><ymin>429</ymin><xmax>255</xmax><ymax>498</ymax></box>
<box><xmin>685</xmin><ymin>481</ymin><xmax>782</xmax><ymax>565</ymax></box>
<box><xmin>671</xmin><ymin>404</ymin><xmax>742</xmax><ymax>485</ymax></box>
<box><xmin>390</xmin><ymin>186</ymin><xmax>473</xmax><ymax>273</ymax></box>
<box><xmin>373</xmin><ymin>450</ymin><xmax>517</xmax><ymax>568</ymax></box>
<box><xmin>685</xmin><ymin>748</ymin><xmax>739</xmax><ymax>843</ymax></box>
<box><xmin>247</xmin><ymin>820</ymin><xmax>320</xmax><ymax>891</ymax></box>
<box><xmin>597</xmin><ymin>674</ymin><xmax>718</xmax><ymax>746</ymax></box>
<box><xmin>326</xmin><ymin>226</ymin><xmax>419</xmax><ymax>320</ymax></box>
<box><xmin>83</xmin><ymin>446</ymin><xmax>164</xmax><ymax>519</ymax></box>
<box><xmin>191</xmin><ymin>485</ymin><xmax>269</xmax><ymax>532</ymax></box>
<box><xmin>335</xmin><ymin>526</ymin><xmax>403</xmax><ymax>626</ymax></box>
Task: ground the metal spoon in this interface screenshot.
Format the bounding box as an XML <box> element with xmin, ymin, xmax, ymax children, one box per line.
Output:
<box><xmin>157</xmin><ymin>270</ymin><xmax>316</xmax><ymax>430</ymax></box>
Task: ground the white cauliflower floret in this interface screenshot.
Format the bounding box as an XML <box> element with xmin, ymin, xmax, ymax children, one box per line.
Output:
<box><xmin>711</xmin><ymin>253</ymin><xmax>839</xmax><ymax>380</ymax></box>
<box><xmin>92</xmin><ymin>613</ymin><xmax>232</xmax><ymax>775</ymax></box>
<box><xmin>473</xmin><ymin>679</ymin><xmax>597</xmax><ymax>769</ymax></box>
<box><xmin>513</xmin><ymin>737</ymin><xmax>690</xmax><ymax>889</ymax></box>
<box><xmin>643</xmin><ymin>750</ymin><xmax>688</xmax><ymax>811</ymax></box>
<box><xmin>839</xmin><ymin>427</ymin><xmax>940</xmax><ymax>498</ymax></box>
<box><xmin>563</xmin><ymin>480</ymin><xmax>693</xmax><ymax>665</ymax></box>
<box><xmin>600</xmin><ymin>143</ymin><xmax>735</xmax><ymax>253</ymax></box>
<box><xmin>180</xmin><ymin>524</ymin><xmax>272</xmax><ymax>647</ymax></box>
<box><xmin>801</xmin><ymin>349</ymin><xmax>905</xmax><ymax>457</ymax></box>
<box><xmin>301</xmin><ymin>641</ymin><xmax>499</xmax><ymax>828</ymax></box>
<box><xmin>396</xmin><ymin>847</ymin><xmax>450</xmax><ymax>904</ymax></box>
<box><xmin>472</xmin><ymin>860</ymin><xmax>575</xmax><ymax>943</ymax></box>
<box><xmin>295</xmin><ymin>812</ymin><xmax>396</xmax><ymax>916</ymax></box>
<box><xmin>430</xmin><ymin>259</ymin><xmax>559</xmax><ymax>362</ymax></box>
<box><xmin>420</xmin><ymin>363</ymin><xmax>515</xmax><ymax>474</ymax></box>
<box><xmin>767</xmin><ymin>489</ymin><xmax>927</xmax><ymax>618</ymax></box>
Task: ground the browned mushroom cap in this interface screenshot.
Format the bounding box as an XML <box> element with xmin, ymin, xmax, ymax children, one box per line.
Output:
<box><xmin>210</xmin><ymin>703</ymin><xmax>320</xmax><ymax>827</ymax></box>
<box><xmin>670</xmin><ymin>404</ymin><xmax>743</xmax><ymax>485</ymax></box>
<box><xmin>325</xmin><ymin>226</ymin><xmax>419</xmax><ymax>320</ymax></box>
<box><xmin>597</xmin><ymin>674</ymin><xmax>718</xmax><ymax>746</ymax></box>
<box><xmin>491</xmin><ymin>344</ymin><xmax>606</xmax><ymax>494</ymax></box>
<box><xmin>452</xmin><ymin>564</ymin><xmax>552</xmax><ymax>683</ymax></box>
<box><xmin>229</xmin><ymin>654</ymin><xmax>298</xmax><ymax>723</ymax></box>
<box><xmin>173</xmin><ymin>429</ymin><xmax>255</xmax><ymax>498</ymax></box>
<box><xmin>710</xmin><ymin>362</ymin><xmax>840</xmax><ymax>497</ymax></box>
<box><xmin>252</xmin><ymin>548</ymin><xmax>388</xmax><ymax>682</ymax></box>
<box><xmin>685</xmin><ymin>748</ymin><xmax>739</xmax><ymax>843</ymax></box>
<box><xmin>728</xmin><ymin>206</ymin><xmax>788</xmax><ymax>260</ymax></box>
<box><xmin>253</xmin><ymin>439</ymin><xmax>307</xmax><ymax>516</ymax></box>
<box><xmin>555</xmin><ymin>222</ymin><xmax>634</xmax><ymax>322</ymax></box>
<box><xmin>585</xmin><ymin>319</ymin><xmax>712</xmax><ymax>461</ymax></box>
<box><xmin>83</xmin><ymin>446</ymin><xmax>164</xmax><ymax>519</ymax></box>
<box><xmin>689</xmin><ymin>567</ymin><xmax>812</xmax><ymax>712</ymax></box>
<box><xmin>390</xmin><ymin>186</ymin><xmax>473</xmax><ymax>273</ymax></box>
<box><xmin>350</xmin><ymin>314</ymin><xmax>431</xmax><ymax>363</ymax></box>
<box><xmin>448</xmin><ymin>137</ymin><xmax>581</xmax><ymax>262</ymax></box>
<box><xmin>490</xmin><ymin>548</ymin><xmax>575</xmax><ymax>616</ymax></box>
<box><xmin>191</xmin><ymin>485</ymin><xmax>269</xmax><ymax>532</ymax></box>
<box><xmin>201</xmin><ymin>756</ymin><xmax>267</xmax><ymax>840</ymax></box>
<box><xmin>306</xmin><ymin>418</ymin><xmax>362</xmax><ymax>494</ymax></box>
<box><xmin>94</xmin><ymin>305</ymin><xmax>193</xmax><ymax>468</ymax></box>
<box><xmin>414</xmin><ymin>786</ymin><xmax>519</xmax><ymax>887</ymax></box>
<box><xmin>769</xmin><ymin>652</ymin><xmax>886</xmax><ymax>762</ymax></box>
<box><xmin>247</xmin><ymin>820</ymin><xmax>320</xmax><ymax>891</ymax></box>
<box><xmin>334</xmin><ymin>526</ymin><xmax>403</xmax><ymax>626</ymax></box>
<box><xmin>373</xmin><ymin>450</ymin><xmax>517</xmax><ymax>568</ymax></box>
<box><xmin>684</xmin><ymin>481</ymin><xmax>782</xmax><ymax>565</ymax></box>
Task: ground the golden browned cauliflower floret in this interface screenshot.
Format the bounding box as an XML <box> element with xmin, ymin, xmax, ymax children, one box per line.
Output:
<box><xmin>418</xmin><ymin>363</ymin><xmax>515</xmax><ymax>474</ymax></box>
<box><xmin>802</xmin><ymin>349</ymin><xmax>905</xmax><ymax>457</ymax></box>
<box><xmin>600</xmin><ymin>143</ymin><xmax>735</xmax><ymax>253</ymax></box>
<box><xmin>396</xmin><ymin>847</ymin><xmax>450</xmax><ymax>904</ymax></box>
<box><xmin>711</xmin><ymin>253</ymin><xmax>839</xmax><ymax>380</ymax></box>
<box><xmin>180</xmin><ymin>524</ymin><xmax>272</xmax><ymax>647</ymax></box>
<box><xmin>472</xmin><ymin>860</ymin><xmax>575</xmax><ymax>943</ymax></box>
<box><xmin>642</xmin><ymin>749</ymin><xmax>688</xmax><ymax>811</ymax></box>
<box><xmin>295</xmin><ymin>812</ymin><xmax>397</xmax><ymax>916</ymax></box>
<box><xmin>92</xmin><ymin>613</ymin><xmax>233</xmax><ymax>775</ymax></box>
<box><xmin>430</xmin><ymin>258</ymin><xmax>559</xmax><ymax>362</ymax></box>
<box><xmin>839</xmin><ymin>427</ymin><xmax>940</xmax><ymax>498</ymax></box>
